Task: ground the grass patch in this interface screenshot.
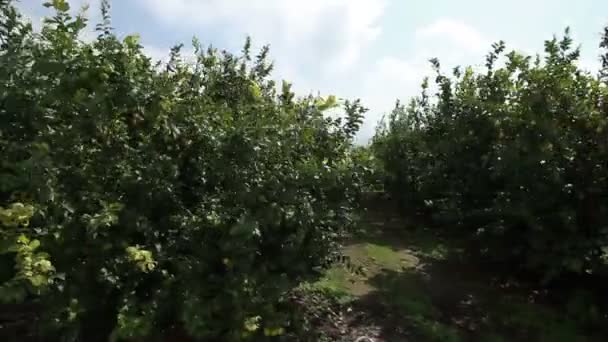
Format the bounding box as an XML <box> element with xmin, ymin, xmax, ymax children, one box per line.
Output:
<box><xmin>309</xmin><ymin>267</ymin><xmax>357</xmax><ymax>303</ymax></box>
<box><xmin>309</xmin><ymin>241</ymin><xmax>423</xmax><ymax>297</ymax></box>
<box><xmin>346</xmin><ymin>242</ymin><xmax>420</xmax><ymax>272</ymax></box>
<box><xmin>364</xmin><ymin>243</ymin><xmax>402</xmax><ymax>265</ymax></box>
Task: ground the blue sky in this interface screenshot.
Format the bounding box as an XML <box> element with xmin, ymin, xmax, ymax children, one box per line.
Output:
<box><xmin>16</xmin><ymin>0</ymin><xmax>608</xmax><ymax>142</ymax></box>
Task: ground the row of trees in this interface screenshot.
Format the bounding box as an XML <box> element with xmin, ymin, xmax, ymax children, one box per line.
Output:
<box><xmin>374</xmin><ymin>27</ymin><xmax>608</xmax><ymax>281</ymax></box>
<box><xmin>0</xmin><ymin>0</ymin><xmax>366</xmax><ymax>340</ymax></box>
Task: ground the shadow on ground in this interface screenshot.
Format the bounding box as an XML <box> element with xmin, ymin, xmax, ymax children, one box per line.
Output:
<box><xmin>303</xmin><ymin>195</ymin><xmax>607</xmax><ymax>341</ymax></box>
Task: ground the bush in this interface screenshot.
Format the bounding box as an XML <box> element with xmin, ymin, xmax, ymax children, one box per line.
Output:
<box><xmin>350</xmin><ymin>146</ymin><xmax>384</xmax><ymax>194</ymax></box>
<box><xmin>374</xmin><ymin>28</ymin><xmax>608</xmax><ymax>281</ymax></box>
<box><xmin>0</xmin><ymin>0</ymin><xmax>366</xmax><ymax>340</ymax></box>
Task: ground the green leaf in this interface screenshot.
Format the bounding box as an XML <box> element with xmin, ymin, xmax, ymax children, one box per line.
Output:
<box><xmin>16</xmin><ymin>235</ymin><xmax>29</xmax><ymax>245</ymax></box>
<box><xmin>29</xmin><ymin>274</ymin><xmax>47</xmax><ymax>287</ymax></box>
<box><xmin>29</xmin><ymin>239</ymin><xmax>41</xmax><ymax>250</ymax></box>
<box><xmin>52</xmin><ymin>0</ymin><xmax>70</xmax><ymax>12</ymax></box>
<box><xmin>123</xmin><ymin>34</ymin><xmax>141</xmax><ymax>48</ymax></box>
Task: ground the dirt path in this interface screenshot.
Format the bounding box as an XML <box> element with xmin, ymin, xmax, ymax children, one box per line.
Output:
<box><xmin>298</xmin><ymin>195</ymin><xmax>605</xmax><ymax>342</ymax></box>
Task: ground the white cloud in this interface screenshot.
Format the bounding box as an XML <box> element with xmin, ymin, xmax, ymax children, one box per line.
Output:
<box><xmin>136</xmin><ymin>0</ymin><xmax>386</xmax><ymax>73</ymax></box>
<box><xmin>353</xmin><ymin>57</ymin><xmax>429</xmax><ymax>143</ymax></box>
<box><xmin>142</xmin><ymin>45</ymin><xmax>173</xmax><ymax>64</ymax></box>
<box><xmin>351</xmin><ymin>19</ymin><xmax>491</xmax><ymax>143</ymax></box>
<box><xmin>578</xmin><ymin>57</ymin><xmax>601</xmax><ymax>73</ymax></box>
<box><xmin>416</xmin><ymin>18</ymin><xmax>490</xmax><ymax>55</ymax></box>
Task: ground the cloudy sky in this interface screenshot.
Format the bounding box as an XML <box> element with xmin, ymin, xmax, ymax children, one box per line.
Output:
<box><xmin>16</xmin><ymin>0</ymin><xmax>608</xmax><ymax>143</ymax></box>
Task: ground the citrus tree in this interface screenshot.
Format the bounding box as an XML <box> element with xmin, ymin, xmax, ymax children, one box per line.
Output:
<box><xmin>374</xmin><ymin>28</ymin><xmax>608</xmax><ymax>281</ymax></box>
<box><xmin>0</xmin><ymin>0</ymin><xmax>366</xmax><ymax>340</ymax></box>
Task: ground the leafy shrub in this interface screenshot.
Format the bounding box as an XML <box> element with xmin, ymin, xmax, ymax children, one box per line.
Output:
<box><xmin>351</xmin><ymin>146</ymin><xmax>384</xmax><ymax>193</ymax></box>
<box><xmin>0</xmin><ymin>0</ymin><xmax>365</xmax><ymax>340</ymax></box>
<box><xmin>374</xmin><ymin>28</ymin><xmax>608</xmax><ymax>281</ymax></box>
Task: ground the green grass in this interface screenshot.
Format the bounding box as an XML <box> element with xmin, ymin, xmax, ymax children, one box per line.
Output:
<box><xmin>310</xmin><ymin>267</ymin><xmax>356</xmax><ymax>302</ymax></box>
<box><xmin>319</xmin><ymin>242</ymin><xmax>421</xmax><ymax>296</ymax></box>
<box><xmin>363</xmin><ymin>243</ymin><xmax>404</xmax><ymax>267</ymax></box>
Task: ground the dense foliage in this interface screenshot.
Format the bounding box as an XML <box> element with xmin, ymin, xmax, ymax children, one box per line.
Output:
<box><xmin>0</xmin><ymin>0</ymin><xmax>366</xmax><ymax>340</ymax></box>
<box><xmin>374</xmin><ymin>29</ymin><xmax>608</xmax><ymax>281</ymax></box>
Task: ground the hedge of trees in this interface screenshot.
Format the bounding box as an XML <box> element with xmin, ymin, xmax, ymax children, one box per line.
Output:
<box><xmin>374</xmin><ymin>27</ymin><xmax>608</xmax><ymax>282</ymax></box>
<box><xmin>0</xmin><ymin>1</ymin><xmax>366</xmax><ymax>340</ymax></box>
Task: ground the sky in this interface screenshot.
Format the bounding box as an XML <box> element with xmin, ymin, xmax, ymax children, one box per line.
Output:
<box><xmin>15</xmin><ymin>0</ymin><xmax>608</xmax><ymax>143</ymax></box>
